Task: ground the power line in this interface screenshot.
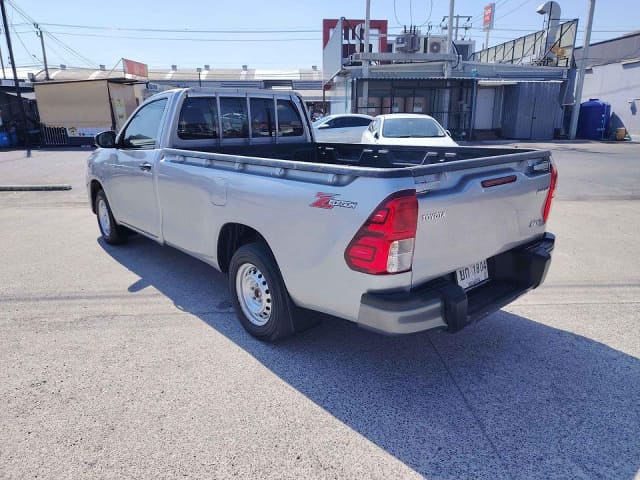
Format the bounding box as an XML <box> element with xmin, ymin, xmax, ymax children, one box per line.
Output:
<box><xmin>37</xmin><ymin>22</ymin><xmax>323</xmax><ymax>34</ymax></box>
<box><xmin>494</xmin><ymin>0</ymin><xmax>538</xmax><ymax>21</ymax></box>
<box><xmin>393</xmin><ymin>0</ymin><xmax>402</xmax><ymax>26</ymax></box>
<box><xmin>7</xmin><ymin>0</ymin><xmax>97</xmax><ymax>68</ymax></box>
<box><xmin>46</xmin><ymin>31</ymin><xmax>320</xmax><ymax>42</ymax></box>
<box><xmin>10</xmin><ymin>22</ymin><xmax>39</xmax><ymax>63</ymax></box>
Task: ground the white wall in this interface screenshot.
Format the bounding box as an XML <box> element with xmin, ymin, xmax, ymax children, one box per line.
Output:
<box><xmin>582</xmin><ymin>61</ymin><xmax>640</xmax><ymax>139</ymax></box>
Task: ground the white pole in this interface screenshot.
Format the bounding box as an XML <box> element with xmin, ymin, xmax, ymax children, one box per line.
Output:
<box><xmin>568</xmin><ymin>0</ymin><xmax>596</xmax><ymax>139</ymax></box>
<box><xmin>447</xmin><ymin>0</ymin><xmax>455</xmax><ymax>53</ymax></box>
<box><xmin>484</xmin><ymin>29</ymin><xmax>490</xmax><ymax>50</ymax></box>
<box><xmin>362</xmin><ymin>0</ymin><xmax>370</xmax><ymax>114</ymax></box>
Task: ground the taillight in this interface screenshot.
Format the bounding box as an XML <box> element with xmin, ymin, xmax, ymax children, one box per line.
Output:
<box><xmin>542</xmin><ymin>165</ymin><xmax>558</xmax><ymax>223</ymax></box>
<box><xmin>345</xmin><ymin>190</ymin><xmax>418</xmax><ymax>274</ymax></box>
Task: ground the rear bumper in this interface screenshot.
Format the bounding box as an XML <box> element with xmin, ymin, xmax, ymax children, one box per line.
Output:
<box><xmin>356</xmin><ymin>232</ymin><xmax>555</xmax><ymax>335</ymax></box>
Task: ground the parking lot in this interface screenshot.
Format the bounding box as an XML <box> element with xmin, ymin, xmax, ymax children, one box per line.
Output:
<box><xmin>1</xmin><ymin>142</ymin><xmax>639</xmax><ymax>479</ymax></box>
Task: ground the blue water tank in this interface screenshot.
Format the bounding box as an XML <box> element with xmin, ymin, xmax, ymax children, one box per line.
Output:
<box><xmin>576</xmin><ymin>98</ymin><xmax>611</xmax><ymax>140</ymax></box>
<box><xmin>0</xmin><ymin>132</ymin><xmax>9</xmax><ymax>147</ymax></box>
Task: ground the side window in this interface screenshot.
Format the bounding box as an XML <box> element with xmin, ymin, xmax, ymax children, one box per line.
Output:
<box><xmin>343</xmin><ymin>117</ymin><xmax>371</xmax><ymax>127</ymax></box>
<box><xmin>250</xmin><ymin>98</ymin><xmax>275</xmax><ymax>138</ymax></box>
<box><xmin>220</xmin><ymin>97</ymin><xmax>249</xmax><ymax>139</ymax></box>
<box><xmin>354</xmin><ymin>117</ymin><xmax>373</xmax><ymax>127</ymax></box>
<box><xmin>277</xmin><ymin>100</ymin><xmax>304</xmax><ymax>137</ymax></box>
<box><xmin>330</xmin><ymin>117</ymin><xmax>346</xmax><ymax>128</ymax></box>
<box><xmin>177</xmin><ymin>97</ymin><xmax>218</xmax><ymax>140</ymax></box>
<box><xmin>122</xmin><ymin>99</ymin><xmax>167</xmax><ymax>148</ymax></box>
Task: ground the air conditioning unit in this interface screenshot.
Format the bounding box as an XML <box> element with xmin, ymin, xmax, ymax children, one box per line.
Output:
<box><xmin>426</xmin><ymin>36</ymin><xmax>447</xmax><ymax>55</ymax></box>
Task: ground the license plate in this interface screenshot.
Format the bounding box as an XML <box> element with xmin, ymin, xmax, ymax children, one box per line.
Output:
<box><xmin>456</xmin><ymin>260</ymin><xmax>489</xmax><ymax>290</ymax></box>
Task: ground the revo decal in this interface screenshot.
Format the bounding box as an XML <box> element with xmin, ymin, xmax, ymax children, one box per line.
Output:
<box><xmin>310</xmin><ymin>193</ymin><xmax>358</xmax><ymax>210</ymax></box>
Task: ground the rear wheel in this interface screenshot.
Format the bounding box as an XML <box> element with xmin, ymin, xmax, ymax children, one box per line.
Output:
<box><xmin>229</xmin><ymin>242</ymin><xmax>294</xmax><ymax>342</ymax></box>
<box><xmin>95</xmin><ymin>189</ymin><xmax>127</xmax><ymax>245</ymax></box>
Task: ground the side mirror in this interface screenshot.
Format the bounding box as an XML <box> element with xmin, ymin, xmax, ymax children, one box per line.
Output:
<box><xmin>373</xmin><ymin>131</ymin><xmax>379</xmax><ymax>139</ymax></box>
<box><xmin>94</xmin><ymin>130</ymin><xmax>117</xmax><ymax>148</ymax></box>
<box><xmin>317</xmin><ymin>123</ymin><xmax>330</xmax><ymax>129</ymax></box>
<box><xmin>445</xmin><ymin>130</ymin><xmax>452</xmax><ymax>137</ymax></box>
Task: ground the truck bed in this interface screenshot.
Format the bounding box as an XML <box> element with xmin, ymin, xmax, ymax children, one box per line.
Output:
<box><xmin>166</xmin><ymin>142</ymin><xmax>549</xmax><ymax>179</ymax></box>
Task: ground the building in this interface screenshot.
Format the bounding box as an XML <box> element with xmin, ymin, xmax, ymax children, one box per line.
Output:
<box><xmin>323</xmin><ymin>16</ymin><xmax>578</xmax><ymax>141</ymax></box>
<box><xmin>34</xmin><ymin>78</ymin><xmax>145</xmax><ymax>146</ymax></box>
<box><xmin>0</xmin><ymin>79</ymin><xmax>37</xmax><ymax>146</ymax></box>
<box><xmin>8</xmin><ymin>64</ymin><xmax>325</xmax><ymax>146</ymax></box>
<box><xmin>575</xmin><ymin>32</ymin><xmax>640</xmax><ymax>139</ymax></box>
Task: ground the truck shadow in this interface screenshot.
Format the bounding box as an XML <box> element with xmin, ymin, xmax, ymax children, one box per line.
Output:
<box><xmin>100</xmin><ymin>236</ymin><xmax>640</xmax><ymax>479</ymax></box>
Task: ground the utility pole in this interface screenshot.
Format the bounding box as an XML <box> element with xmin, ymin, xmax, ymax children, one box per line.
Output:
<box><xmin>362</xmin><ymin>0</ymin><xmax>370</xmax><ymax>115</ymax></box>
<box><xmin>447</xmin><ymin>0</ymin><xmax>455</xmax><ymax>53</ymax></box>
<box><xmin>568</xmin><ymin>0</ymin><xmax>596</xmax><ymax>139</ymax></box>
<box><xmin>0</xmin><ymin>38</ymin><xmax>6</xmax><ymax>79</ymax></box>
<box><xmin>443</xmin><ymin>14</ymin><xmax>471</xmax><ymax>42</ymax></box>
<box><xmin>0</xmin><ymin>0</ymin><xmax>30</xmax><ymax>156</ymax></box>
<box><xmin>34</xmin><ymin>23</ymin><xmax>49</xmax><ymax>81</ymax></box>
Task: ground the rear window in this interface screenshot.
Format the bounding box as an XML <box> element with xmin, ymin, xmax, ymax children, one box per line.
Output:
<box><xmin>220</xmin><ymin>97</ymin><xmax>249</xmax><ymax>139</ymax></box>
<box><xmin>177</xmin><ymin>97</ymin><xmax>218</xmax><ymax>140</ymax></box>
<box><xmin>250</xmin><ymin>98</ymin><xmax>275</xmax><ymax>138</ymax></box>
<box><xmin>277</xmin><ymin>100</ymin><xmax>304</xmax><ymax>137</ymax></box>
<box><xmin>382</xmin><ymin>117</ymin><xmax>445</xmax><ymax>138</ymax></box>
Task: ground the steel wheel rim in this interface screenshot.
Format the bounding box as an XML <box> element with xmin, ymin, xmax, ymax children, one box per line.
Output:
<box><xmin>97</xmin><ymin>198</ymin><xmax>111</xmax><ymax>236</ymax></box>
<box><xmin>235</xmin><ymin>262</ymin><xmax>272</xmax><ymax>326</ymax></box>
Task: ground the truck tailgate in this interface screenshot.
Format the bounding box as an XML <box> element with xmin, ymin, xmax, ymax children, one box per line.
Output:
<box><xmin>410</xmin><ymin>155</ymin><xmax>553</xmax><ymax>287</ymax></box>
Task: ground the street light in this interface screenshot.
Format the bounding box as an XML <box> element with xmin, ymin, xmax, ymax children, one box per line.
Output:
<box><xmin>197</xmin><ymin>67</ymin><xmax>202</xmax><ymax>87</ymax></box>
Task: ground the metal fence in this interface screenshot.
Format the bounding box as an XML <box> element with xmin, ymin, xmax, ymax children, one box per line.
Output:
<box><xmin>471</xmin><ymin>20</ymin><xmax>578</xmax><ymax>67</ymax></box>
<box><xmin>40</xmin><ymin>125</ymin><xmax>69</xmax><ymax>146</ymax></box>
<box><xmin>352</xmin><ymin>79</ymin><xmax>474</xmax><ymax>138</ymax></box>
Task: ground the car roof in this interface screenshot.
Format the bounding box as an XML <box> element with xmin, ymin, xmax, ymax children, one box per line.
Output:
<box><xmin>322</xmin><ymin>113</ymin><xmax>374</xmax><ymax>120</ymax></box>
<box><xmin>377</xmin><ymin>114</ymin><xmax>436</xmax><ymax>120</ymax></box>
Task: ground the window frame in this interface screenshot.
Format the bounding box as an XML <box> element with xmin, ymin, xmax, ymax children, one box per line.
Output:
<box><xmin>119</xmin><ymin>97</ymin><xmax>169</xmax><ymax>150</ymax></box>
<box><xmin>175</xmin><ymin>96</ymin><xmax>220</xmax><ymax>141</ymax></box>
<box><xmin>219</xmin><ymin>94</ymin><xmax>250</xmax><ymax>144</ymax></box>
<box><xmin>166</xmin><ymin>91</ymin><xmax>310</xmax><ymax>148</ymax></box>
<box><xmin>248</xmin><ymin>95</ymin><xmax>277</xmax><ymax>144</ymax></box>
<box><xmin>276</xmin><ymin>98</ymin><xmax>305</xmax><ymax>139</ymax></box>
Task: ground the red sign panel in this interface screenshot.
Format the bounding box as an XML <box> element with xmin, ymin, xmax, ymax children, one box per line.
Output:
<box><xmin>123</xmin><ymin>58</ymin><xmax>148</xmax><ymax>78</ymax></box>
<box><xmin>483</xmin><ymin>3</ymin><xmax>495</xmax><ymax>30</ymax></box>
<box><xmin>322</xmin><ymin>19</ymin><xmax>388</xmax><ymax>54</ymax></box>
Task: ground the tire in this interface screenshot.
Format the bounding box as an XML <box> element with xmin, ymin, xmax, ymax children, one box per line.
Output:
<box><xmin>95</xmin><ymin>189</ymin><xmax>128</xmax><ymax>245</ymax></box>
<box><xmin>229</xmin><ymin>242</ymin><xmax>295</xmax><ymax>342</ymax></box>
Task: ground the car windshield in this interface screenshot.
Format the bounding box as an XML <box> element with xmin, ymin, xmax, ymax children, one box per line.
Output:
<box><xmin>312</xmin><ymin>118</ymin><xmax>328</xmax><ymax>127</ymax></box>
<box><xmin>382</xmin><ymin>117</ymin><xmax>445</xmax><ymax>138</ymax></box>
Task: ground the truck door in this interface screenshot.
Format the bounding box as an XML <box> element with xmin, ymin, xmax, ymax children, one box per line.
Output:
<box><xmin>111</xmin><ymin>97</ymin><xmax>168</xmax><ymax>239</ymax></box>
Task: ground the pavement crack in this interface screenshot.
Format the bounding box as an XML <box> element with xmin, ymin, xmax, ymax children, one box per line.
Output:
<box><xmin>426</xmin><ymin>331</ymin><xmax>516</xmax><ymax>480</ymax></box>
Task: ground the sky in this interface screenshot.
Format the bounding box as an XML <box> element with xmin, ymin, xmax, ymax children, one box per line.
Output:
<box><xmin>2</xmin><ymin>0</ymin><xmax>638</xmax><ymax>72</ymax></box>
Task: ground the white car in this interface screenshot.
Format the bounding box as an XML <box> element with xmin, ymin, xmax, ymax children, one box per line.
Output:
<box><xmin>313</xmin><ymin>114</ymin><xmax>374</xmax><ymax>143</ymax></box>
<box><xmin>361</xmin><ymin>114</ymin><xmax>458</xmax><ymax>147</ymax></box>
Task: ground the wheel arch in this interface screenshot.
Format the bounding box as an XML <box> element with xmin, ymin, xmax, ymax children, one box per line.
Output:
<box><xmin>217</xmin><ymin>222</ymin><xmax>276</xmax><ymax>273</ymax></box>
<box><xmin>89</xmin><ymin>179</ymin><xmax>103</xmax><ymax>214</ymax></box>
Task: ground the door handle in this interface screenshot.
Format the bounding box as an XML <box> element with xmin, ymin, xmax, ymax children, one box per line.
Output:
<box><xmin>139</xmin><ymin>162</ymin><xmax>152</xmax><ymax>171</ymax></box>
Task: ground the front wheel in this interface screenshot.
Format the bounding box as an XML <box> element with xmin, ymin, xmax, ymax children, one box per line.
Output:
<box><xmin>229</xmin><ymin>242</ymin><xmax>294</xmax><ymax>342</ymax></box>
<box><xmin>95</xmin><ymin>189</ymin><xmax>127</xmax><ymax>245</ymax></box>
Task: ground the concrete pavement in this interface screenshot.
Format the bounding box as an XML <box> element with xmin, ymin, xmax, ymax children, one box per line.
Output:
<box><xmin>0</xmin><ymin>143</ymin><xmax>639</xmax><ymax>479</ymax></box>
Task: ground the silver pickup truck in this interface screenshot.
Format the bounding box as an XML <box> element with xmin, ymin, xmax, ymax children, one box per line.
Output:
<box><xmin>87</xmin><ymin>87</ymin><xmax>557</xmax><ymax>341</ymax></box>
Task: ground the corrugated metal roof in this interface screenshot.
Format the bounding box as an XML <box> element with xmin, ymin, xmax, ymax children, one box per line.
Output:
<box><xmin>3</xmin><ymin>91</ymin><xmax>36</xmax><ymax>100</ymax></box>
<box><xmin>30</xmin><ymin>67</ymin><xmax>323</xmax><ymax>83</ymax></box>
